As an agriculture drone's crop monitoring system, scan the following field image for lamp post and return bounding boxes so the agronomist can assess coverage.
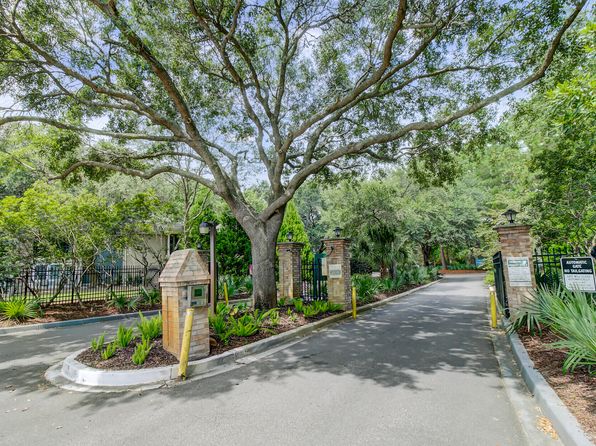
[502,209,518,225]
[200,221,218,313]
[334,226,342,238]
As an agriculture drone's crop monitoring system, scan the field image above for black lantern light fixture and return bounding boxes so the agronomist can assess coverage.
[502,209,518,225]
[334,226,342,238]
[199,221,211,235]
[287,231,294,242]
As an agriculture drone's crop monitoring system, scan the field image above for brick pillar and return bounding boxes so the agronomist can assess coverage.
[277,242,303,300]
[159,249,210,360]
[494,224,536,311]
[323,238,351,310]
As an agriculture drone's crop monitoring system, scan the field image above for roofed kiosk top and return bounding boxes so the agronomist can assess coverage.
[159,249,210,285]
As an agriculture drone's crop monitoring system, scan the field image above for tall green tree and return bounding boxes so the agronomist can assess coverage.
[0,0,587,307]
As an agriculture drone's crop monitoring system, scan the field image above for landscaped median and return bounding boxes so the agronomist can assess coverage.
[503,286,595,446]
[45,279,441,392]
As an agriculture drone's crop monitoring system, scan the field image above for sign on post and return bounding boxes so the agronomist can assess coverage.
[560,257,596,292]
[506,257,533,287]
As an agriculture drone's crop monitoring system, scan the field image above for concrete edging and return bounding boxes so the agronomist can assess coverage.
[46,279,441,392]
[507,329,593,446]
[0,310,160,334]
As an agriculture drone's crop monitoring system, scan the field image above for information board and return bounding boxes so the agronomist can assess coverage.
[506,257,533,287]
[560,257,596,292]
[328,264,343,279]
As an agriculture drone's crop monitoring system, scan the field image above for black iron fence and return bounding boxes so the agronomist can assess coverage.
[0,266,160,306]
[301,256,328,302]
[492,251,509,317]
[533,247,579,288]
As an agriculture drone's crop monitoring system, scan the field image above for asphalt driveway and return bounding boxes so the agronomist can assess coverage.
[1,275,538,445]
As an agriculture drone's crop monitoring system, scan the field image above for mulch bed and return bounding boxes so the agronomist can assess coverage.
[0,302,161,328]
[519,329,595,442]
[77,338,178,370]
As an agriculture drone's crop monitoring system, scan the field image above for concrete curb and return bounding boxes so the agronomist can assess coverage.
[45,279,441,392]
[507,330,594,446]
[0,310,160,334]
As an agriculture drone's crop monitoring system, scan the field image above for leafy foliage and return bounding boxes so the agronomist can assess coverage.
[100,341,118,361]
[509,286,596,374]
[0,297,37,320]
[140,288,161,306]
[115,325,134,349]
[90,334,105,352]
[137,312,162,341]
[131,338,152,366]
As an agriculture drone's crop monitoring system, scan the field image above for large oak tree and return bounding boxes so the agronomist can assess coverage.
[0,0,587,307]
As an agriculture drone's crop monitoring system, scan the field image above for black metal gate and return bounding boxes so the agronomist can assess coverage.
[301,255,327,302]
[492,251,509,317]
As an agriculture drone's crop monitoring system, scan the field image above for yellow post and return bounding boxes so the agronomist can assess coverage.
[490,290,498,329]
[178,308,194,380]
[223,282,229,305]
[351,286,357,319]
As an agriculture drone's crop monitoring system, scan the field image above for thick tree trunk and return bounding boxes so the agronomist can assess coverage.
[421,244,432,267]
[233,204,285,309]
[440,245,447,269]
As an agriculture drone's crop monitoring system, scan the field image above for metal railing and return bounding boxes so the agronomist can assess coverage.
[533,247,579,288]
[0,266,160,306]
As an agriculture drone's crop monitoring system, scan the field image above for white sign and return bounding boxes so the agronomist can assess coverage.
[328,264,343,279]
[506,257,533,287]
[561,257,596,292]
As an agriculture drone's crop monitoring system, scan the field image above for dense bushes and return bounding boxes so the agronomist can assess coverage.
[351,266,439,305]
[509,286,595,374]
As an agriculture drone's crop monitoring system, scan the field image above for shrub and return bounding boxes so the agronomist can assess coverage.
[510,286,596,374]
[140,287,161,306]
[108,292,130,312]
[115,324,134,348]
[101,341,118,360]
[0,297,38,321]
[292,298,304,313]
[229,314,259,337]
[268,309,280,327]
[91,334,105,352]
[484,271,495,286]
[132,338,152,365]
[302,304,321,318]
[278,297,287,306]
[379,278,393,292]
[352,274,380,304]
[216,302,231,316]
[137,311,162,340]
[325,302,343,312]
[392,273,407,291]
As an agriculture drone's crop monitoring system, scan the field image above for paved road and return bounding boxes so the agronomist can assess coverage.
[1,275,532,445]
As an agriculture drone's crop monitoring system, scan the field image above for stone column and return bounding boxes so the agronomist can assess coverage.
[159,249,210,360]
[494,224,536,311]
[277,242,304,300]
[323,238,351,310]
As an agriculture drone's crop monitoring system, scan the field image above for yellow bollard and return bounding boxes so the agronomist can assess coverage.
[351,286,357,319]
[223,282,229,306]
[490,291,498,329]
[178,308,194,380]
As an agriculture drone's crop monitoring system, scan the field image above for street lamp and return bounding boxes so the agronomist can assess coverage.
[200,221,217,313]
[502,209,518,225]
[334,226,341,238]
[287,231,294,242]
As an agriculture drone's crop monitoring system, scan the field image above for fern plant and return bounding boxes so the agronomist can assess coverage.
[292,298,304,313]
[140,287,161,306]
[302,304,321,318]
[137,311,162,340]
[131,338,152,365]
[268,309,280,327]
[90,334,105,352]
[115,324,134,348]
[0,297,38,321]
[229,315,259,337]
[101,341,118,360]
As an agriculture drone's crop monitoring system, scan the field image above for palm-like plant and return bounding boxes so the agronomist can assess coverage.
[0,297,38,321]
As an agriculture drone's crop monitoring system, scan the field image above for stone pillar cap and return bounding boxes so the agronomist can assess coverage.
[493,223,532,231]
[159,249,210,284]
